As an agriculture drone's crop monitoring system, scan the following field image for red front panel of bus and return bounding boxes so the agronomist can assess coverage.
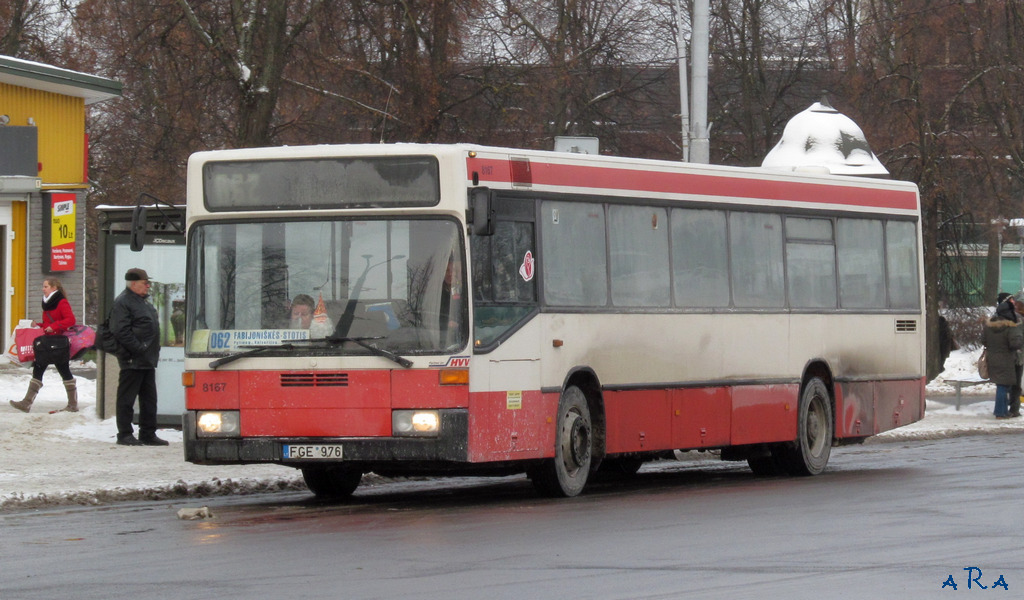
[243,371,390,437]
[391,369,469,409]
[187,369,469,438]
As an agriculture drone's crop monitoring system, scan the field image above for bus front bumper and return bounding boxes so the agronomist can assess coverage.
[182,409,469,465]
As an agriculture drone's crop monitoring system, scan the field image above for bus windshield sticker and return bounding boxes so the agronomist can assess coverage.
[519,250,535,282]
[189,330,211,354]
[206,329,311,352]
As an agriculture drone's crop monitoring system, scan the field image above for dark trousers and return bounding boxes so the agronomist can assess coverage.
[32,359,73,381]
[116,368,158,439]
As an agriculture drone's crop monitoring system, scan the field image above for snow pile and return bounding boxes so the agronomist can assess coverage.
[761,100,890,176]
[921,346,991,395]
[0,347,1016,511]
[0,364,304,511]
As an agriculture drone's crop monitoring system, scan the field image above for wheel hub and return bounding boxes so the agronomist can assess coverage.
[567,413,591,467]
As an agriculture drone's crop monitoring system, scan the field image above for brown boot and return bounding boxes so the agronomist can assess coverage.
[60,379,78,412]
[9,378,43,413]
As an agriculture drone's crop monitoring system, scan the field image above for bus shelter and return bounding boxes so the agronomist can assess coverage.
[95,204,185,427]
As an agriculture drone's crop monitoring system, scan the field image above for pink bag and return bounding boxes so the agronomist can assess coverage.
[14,327,44,363]
[63,325,96,359]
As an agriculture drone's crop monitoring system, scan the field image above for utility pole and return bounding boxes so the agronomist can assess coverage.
[673,0,690,162]
[690,0,710,164]
[674,0,710,164]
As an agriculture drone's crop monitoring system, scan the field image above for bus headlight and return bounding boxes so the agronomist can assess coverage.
[196,411,240,438]
[392,410,440,437]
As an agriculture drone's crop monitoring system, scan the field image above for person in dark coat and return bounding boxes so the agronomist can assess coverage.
[1012,295,1024,418]
[983,294,1024,418]
[111,268,167,446]
[9,278,78,412]
[938,314,957,369]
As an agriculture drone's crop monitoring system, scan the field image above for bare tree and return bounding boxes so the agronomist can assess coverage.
[476,0,673,151]
[708,0,833,165]
[0,0,70,60]
[299,0,484,143]
[847,0,1003,377]
[174,0,330,148]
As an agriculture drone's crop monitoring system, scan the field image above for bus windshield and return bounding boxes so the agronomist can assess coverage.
[185,218,466,357]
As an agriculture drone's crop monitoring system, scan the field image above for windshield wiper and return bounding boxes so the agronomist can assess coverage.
[324,336,413,368]
[288,335,413,368]
[209,344,297,370]
[207,336,413,370]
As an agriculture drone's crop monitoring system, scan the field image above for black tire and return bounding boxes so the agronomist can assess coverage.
[747,454,784,477]
[530,386,593,497]
[775,377,833,476]
[301,466,362,499]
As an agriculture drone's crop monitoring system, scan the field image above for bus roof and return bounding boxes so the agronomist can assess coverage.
[188,143,920,215]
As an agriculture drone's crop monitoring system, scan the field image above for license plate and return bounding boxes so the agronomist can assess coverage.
[282,444,343,460]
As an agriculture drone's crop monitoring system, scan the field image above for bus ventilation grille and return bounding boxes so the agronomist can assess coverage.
[280,373,350,387]
[895,319,917,333]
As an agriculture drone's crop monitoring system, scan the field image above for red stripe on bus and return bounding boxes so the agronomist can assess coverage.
[466,157,918,211]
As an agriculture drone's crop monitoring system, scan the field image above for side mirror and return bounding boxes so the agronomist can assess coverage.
[129,205,148,251]
[469,187,495,236]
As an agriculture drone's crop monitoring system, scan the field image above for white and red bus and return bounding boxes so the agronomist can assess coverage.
[180,143,925,498]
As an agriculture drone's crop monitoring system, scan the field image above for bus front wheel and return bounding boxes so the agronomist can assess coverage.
[776,377,833,476]
[530,386,593,497]
[301,466,362,499]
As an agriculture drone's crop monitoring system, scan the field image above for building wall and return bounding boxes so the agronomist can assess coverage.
[0,82,86,185]
[0,81,89,331]
[11,199,27,325]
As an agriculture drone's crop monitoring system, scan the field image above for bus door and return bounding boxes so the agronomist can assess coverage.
[470,196,544,458]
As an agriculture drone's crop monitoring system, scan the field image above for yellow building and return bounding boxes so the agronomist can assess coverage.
[0,55,121,348]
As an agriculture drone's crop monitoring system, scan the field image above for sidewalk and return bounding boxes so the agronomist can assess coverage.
[0,361,304,511]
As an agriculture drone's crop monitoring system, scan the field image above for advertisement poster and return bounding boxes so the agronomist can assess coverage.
[49,193,76,271]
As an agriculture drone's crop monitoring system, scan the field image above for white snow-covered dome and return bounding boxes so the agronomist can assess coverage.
[762,99,889,177]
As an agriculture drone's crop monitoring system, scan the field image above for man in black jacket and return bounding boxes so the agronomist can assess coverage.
[112,268,167,446]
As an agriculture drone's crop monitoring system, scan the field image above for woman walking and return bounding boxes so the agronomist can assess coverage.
[9,278,78,413]
[983,293,1024,419]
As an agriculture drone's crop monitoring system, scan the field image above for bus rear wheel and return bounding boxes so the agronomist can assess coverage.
[776,377,833,476]
[301,466,362,499]
[530,386,593,497]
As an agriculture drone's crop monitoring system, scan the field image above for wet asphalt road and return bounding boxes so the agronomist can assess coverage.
[2,433,1022,600]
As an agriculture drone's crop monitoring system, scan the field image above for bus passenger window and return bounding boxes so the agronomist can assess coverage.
[671,209,729,308]
[541,201,607,307]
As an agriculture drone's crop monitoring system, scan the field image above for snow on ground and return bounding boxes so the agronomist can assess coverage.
[0,347,1018,511]
[0,362,304,511]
